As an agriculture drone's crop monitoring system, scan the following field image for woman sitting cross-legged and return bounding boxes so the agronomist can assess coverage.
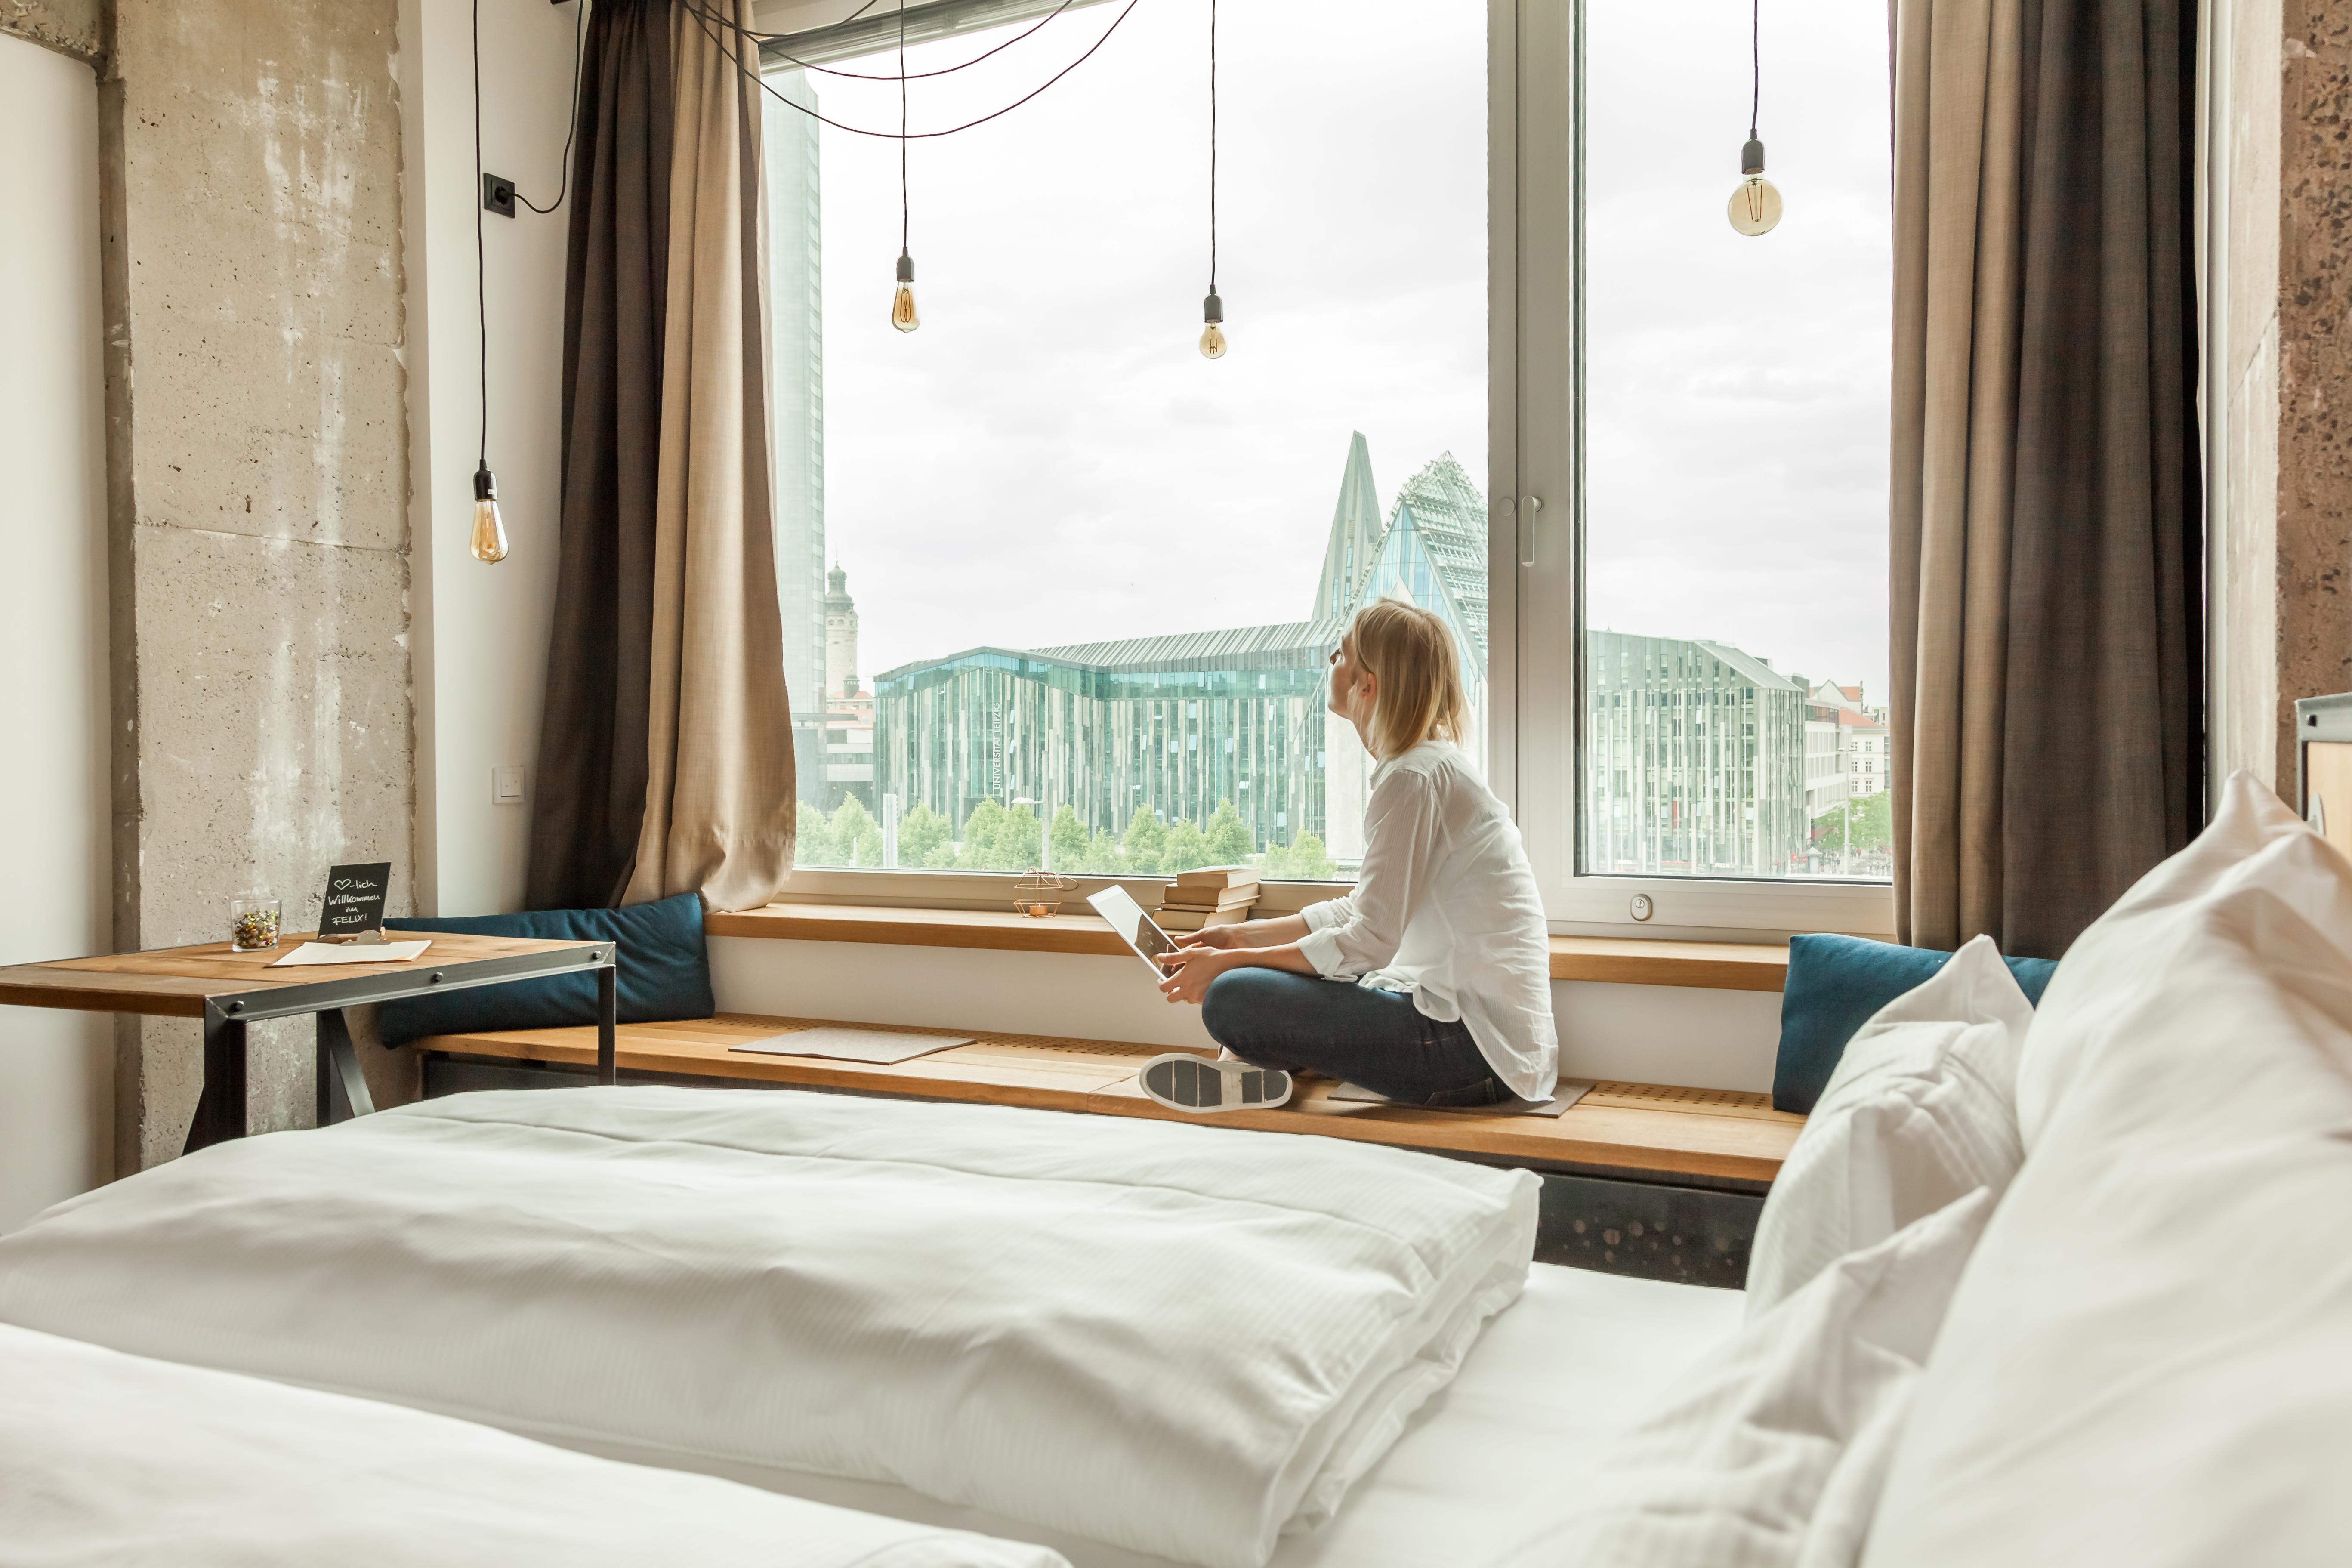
[1142,599,1558,1113]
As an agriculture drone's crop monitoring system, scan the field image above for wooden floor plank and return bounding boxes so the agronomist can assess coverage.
[416,1014,1801,1184]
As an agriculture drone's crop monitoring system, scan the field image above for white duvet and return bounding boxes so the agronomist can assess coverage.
[0,1319,1063,1568]
[0,1087,1537,1568]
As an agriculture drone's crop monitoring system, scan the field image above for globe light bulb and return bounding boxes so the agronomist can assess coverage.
[1199,290,1226,360]
[892,251,919,333]
[1728,136,1781,236]
[469,461,509,564]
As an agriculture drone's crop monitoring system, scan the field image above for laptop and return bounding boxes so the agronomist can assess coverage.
[1087,885,1180,981]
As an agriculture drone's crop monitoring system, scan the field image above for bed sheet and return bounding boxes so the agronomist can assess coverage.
[568,1261,1744,1568]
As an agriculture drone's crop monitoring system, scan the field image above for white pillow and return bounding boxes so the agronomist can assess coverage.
[1744,937,2030,1317]
[1484,1187,1994,1568]
[1861,773,2352,1565]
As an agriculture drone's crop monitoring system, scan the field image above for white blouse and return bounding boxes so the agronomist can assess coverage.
[1295,741,1559,1102]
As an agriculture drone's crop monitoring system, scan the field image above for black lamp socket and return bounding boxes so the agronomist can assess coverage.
[483,173,517,219]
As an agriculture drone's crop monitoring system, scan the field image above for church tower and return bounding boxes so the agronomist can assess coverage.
[824,562,859,698]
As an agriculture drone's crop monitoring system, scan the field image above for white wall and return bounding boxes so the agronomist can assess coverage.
[0,34,112,1228]
[711,939,1781,1092]
[400,0,582,917]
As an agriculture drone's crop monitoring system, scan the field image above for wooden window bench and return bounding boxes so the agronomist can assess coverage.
[411,1013,1801,1187]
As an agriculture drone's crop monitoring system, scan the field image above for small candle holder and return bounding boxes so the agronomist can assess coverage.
[1011,870,1077,919]
[229,894,282,952]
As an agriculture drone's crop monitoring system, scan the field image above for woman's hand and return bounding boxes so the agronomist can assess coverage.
[1169,923,1246,950]
[1156,944,1229,1006]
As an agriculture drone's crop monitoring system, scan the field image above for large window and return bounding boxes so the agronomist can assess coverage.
[764,0,1486,881]
[1579,0,1893,887]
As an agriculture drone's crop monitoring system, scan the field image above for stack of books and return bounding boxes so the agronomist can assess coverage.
[1155,866,1260,933]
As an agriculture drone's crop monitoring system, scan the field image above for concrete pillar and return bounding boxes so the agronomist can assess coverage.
[99,0,413,1170]
[2208,0,2352,792]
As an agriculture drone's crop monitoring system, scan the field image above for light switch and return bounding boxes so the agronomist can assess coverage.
[491,766,525,805]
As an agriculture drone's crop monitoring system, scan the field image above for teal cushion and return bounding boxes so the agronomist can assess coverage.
[376,893,713,1046]
[1775,934,2058,1114]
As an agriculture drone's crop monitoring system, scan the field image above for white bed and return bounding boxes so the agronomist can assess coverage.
[621,1259,1747,1568]
[0,1086,1574,1568]
[0,1318,1065,1568]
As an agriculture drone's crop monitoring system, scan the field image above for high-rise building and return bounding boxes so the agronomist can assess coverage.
[1583,632,1810,877]
[762,69,829,802]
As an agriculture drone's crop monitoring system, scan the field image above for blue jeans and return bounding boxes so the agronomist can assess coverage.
[1200,968,1511,1108]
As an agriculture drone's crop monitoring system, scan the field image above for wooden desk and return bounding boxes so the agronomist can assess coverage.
[0,934,617,1153]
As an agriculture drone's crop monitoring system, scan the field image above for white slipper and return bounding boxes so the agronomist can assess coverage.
[1139,1053,1293,1114]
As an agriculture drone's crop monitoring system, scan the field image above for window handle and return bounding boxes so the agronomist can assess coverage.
[1518,494,1543,568]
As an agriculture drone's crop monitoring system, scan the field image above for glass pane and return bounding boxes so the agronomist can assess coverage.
[1580,0,1892,881]
[764,0,1486,878]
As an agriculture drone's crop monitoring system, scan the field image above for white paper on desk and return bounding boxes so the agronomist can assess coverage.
[266,940,433,967]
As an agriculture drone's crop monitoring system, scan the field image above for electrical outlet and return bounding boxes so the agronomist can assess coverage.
[492,766,525,806]
[482,173,517,219]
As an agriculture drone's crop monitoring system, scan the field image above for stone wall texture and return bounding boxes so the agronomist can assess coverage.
[1,0,103,64]
[2273,1,2352,784]
[100,0,411,1170]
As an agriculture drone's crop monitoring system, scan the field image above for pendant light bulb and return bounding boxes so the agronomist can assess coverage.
[1198,291,1227,360]
[469,461,509,564]
[891,251,920,333]
[1728,136,1781,237]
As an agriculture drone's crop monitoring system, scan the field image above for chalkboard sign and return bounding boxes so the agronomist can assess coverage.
[318,862,392,939]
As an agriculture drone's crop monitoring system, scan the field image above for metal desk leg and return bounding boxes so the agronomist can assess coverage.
[315,1008,375,1126]
[596,965,617,1086]
[184,1008,249,1155]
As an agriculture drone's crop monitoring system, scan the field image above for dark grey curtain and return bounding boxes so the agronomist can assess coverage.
[527,0,674,911]
[1891,0,2201,960]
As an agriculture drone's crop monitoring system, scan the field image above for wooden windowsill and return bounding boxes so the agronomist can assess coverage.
[704,903,1789,992]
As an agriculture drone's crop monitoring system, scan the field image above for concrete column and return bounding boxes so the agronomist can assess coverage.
[2210,0,2352,793]
[99,0,413,1170]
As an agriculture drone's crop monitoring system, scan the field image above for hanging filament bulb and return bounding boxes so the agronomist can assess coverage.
[470,460,509,564]
[892,252,919,333]
[1727,136,1781,236]
[1199,291,1226,360]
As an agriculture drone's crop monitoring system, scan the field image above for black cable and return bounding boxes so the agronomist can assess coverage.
[519,0,588,214]
[685,0,1144,142]
[900,0,909,253]
[1749,0,1760,139]
[1207,0,1215,293]
[472,0,487,464]
[749,0,1079,83]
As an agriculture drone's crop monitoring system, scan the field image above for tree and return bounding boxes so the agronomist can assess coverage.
[1077,830,1128,874]
[1159,819,1212,874]
[1259,832,1335,880]
[1048,803,1089,870]
[897,802,951,868]
[958,799,1041,870]
[795,800,839,867]
[1204,798,1254,864]
[1122,806,1167,874]
[1812,791,1892,863]
[830,796,883,867]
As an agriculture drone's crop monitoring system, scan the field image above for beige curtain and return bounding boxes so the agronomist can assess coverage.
[1891,0,2202,959]
[623,0,797,912]
[1890,0,2024,952]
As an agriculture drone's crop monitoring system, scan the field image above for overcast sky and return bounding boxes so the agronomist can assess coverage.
[798,0,1891,704]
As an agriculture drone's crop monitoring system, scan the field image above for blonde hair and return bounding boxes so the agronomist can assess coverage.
[1347,599,1468,759]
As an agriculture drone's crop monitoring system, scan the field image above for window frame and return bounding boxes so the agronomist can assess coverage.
[765,0,1897,940]
[1496,0,1896,941]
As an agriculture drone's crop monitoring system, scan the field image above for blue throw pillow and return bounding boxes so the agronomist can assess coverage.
[375,892,714,1047]
[1774,934,2058,1115]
